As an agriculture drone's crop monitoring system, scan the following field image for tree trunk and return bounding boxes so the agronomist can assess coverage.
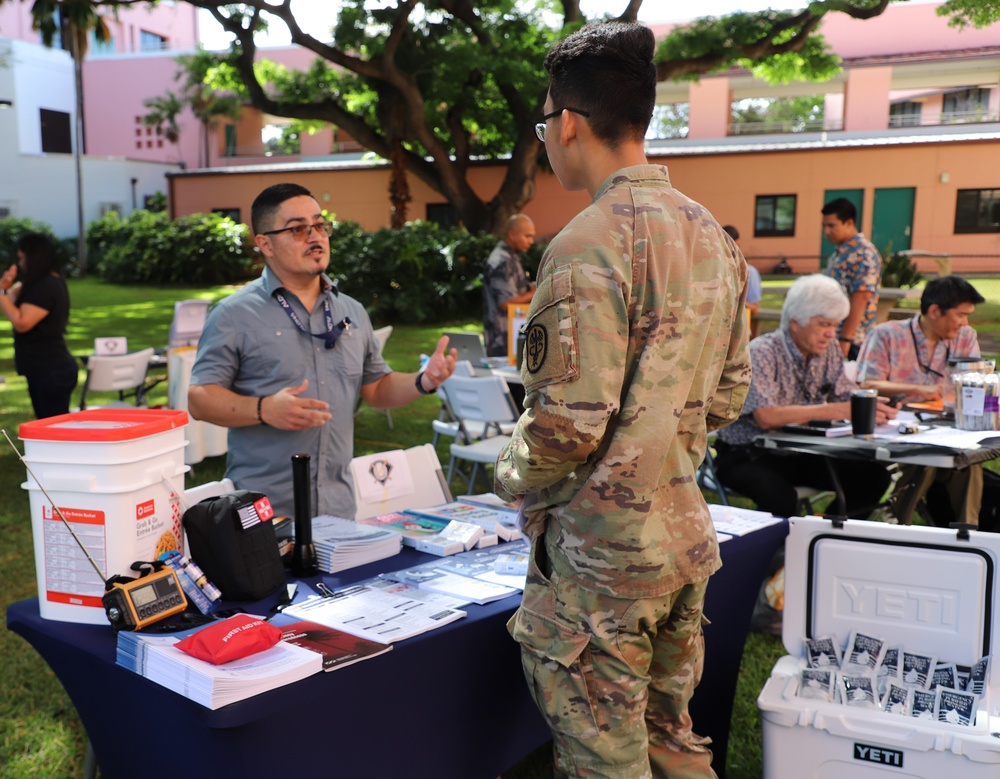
[388,140,411,228]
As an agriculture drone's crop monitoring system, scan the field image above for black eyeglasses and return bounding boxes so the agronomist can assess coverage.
[262,221,334,240]
[535,107,591,143]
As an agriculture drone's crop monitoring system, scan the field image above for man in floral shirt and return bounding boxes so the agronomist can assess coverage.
[821,198,881,359]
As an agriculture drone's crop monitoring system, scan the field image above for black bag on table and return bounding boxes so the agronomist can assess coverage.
[183,490,285,601]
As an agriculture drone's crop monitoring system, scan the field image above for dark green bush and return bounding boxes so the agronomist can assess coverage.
[88,210,257,284]
[0,216,75,273]
[83,208,543,324]
[327,220,543,325]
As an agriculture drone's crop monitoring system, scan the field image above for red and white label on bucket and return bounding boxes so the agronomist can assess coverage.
[136,499,155,521]
[42,506,107,608]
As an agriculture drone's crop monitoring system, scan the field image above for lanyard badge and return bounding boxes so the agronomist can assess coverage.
[274,291,351,349]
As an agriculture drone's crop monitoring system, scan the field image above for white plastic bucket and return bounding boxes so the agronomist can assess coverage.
[18,409,190,624]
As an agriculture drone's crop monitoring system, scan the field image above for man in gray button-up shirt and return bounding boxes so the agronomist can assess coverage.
[189,183,456,520]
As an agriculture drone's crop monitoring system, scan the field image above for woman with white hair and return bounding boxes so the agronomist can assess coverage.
[714,274,896,518]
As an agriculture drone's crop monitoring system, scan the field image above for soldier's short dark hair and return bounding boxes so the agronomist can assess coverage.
[251,183,314,235]
[544,22,656,148]
[921,275,985,315]
[821,197,857,225]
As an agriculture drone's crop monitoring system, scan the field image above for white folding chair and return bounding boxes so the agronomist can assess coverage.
[78,348,155,410]
[168,299,211,350]
[430,360,514,447]
[441,375,520,491]
[355,325,394,429]
[351,443,453,520]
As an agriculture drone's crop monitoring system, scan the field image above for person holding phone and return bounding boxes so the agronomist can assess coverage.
[0,233,78,418]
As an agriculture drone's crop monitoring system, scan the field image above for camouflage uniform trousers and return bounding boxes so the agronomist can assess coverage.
[508,539,716,779]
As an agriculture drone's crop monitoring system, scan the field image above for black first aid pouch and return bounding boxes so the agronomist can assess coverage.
[183,490,286,601]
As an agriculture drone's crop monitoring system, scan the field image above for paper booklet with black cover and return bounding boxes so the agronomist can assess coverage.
[273,617,392,671]
[782,419,853,437]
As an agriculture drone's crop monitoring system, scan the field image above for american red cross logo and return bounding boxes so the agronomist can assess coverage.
[254,497,275,522]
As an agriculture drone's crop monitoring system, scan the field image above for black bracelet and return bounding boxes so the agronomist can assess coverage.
[257,396,268,425]
[837,336,853,343]
[415,371,433,395]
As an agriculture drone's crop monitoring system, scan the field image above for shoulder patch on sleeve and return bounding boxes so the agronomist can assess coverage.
[521,265,577,392]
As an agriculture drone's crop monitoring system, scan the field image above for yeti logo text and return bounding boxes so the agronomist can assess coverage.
[839,579,956,626]
[854,743,903,768]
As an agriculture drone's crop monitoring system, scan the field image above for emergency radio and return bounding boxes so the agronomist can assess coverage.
[103,561,188,631]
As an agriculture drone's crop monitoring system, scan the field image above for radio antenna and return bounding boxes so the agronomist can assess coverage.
[2,428,107,582]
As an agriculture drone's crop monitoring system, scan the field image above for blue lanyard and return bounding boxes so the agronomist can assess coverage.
[274,290,351,349]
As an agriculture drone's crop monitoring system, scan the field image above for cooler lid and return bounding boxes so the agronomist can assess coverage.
[783,516,997,681]
[19,409,189,442]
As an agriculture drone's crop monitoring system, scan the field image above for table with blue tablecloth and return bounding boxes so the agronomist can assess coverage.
[7,519,787,779]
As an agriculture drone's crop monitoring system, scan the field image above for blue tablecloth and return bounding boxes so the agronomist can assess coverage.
[7,520,787,778]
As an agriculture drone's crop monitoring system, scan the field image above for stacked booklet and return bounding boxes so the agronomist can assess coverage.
[274,618,393,671]
[282,582,467,643]
[310,514,402,573]
[380,538,530,604]
[116,626,323,710]
[404,500,522,542]
[358,509,487,556]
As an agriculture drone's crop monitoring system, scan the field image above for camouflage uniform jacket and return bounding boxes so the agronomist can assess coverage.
[495,165,751,599]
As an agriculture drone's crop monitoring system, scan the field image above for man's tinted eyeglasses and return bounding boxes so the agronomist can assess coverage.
[262,221,334,240]
[535,107,591,143]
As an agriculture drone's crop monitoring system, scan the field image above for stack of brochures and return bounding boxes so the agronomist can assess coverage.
[403,500,522,542]
[282,582,467,643]
[357,510,488,555]
[380,538,530,604]
[116,626,323,710]
[310,514,402,573]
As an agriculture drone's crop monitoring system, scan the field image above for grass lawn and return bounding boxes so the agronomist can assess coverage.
[1,275,994,778]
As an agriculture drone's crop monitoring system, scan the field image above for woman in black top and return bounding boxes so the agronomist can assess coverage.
[0,233,79,418]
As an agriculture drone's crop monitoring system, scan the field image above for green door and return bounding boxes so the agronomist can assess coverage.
[871,187,915,257]
[820,188,864,267]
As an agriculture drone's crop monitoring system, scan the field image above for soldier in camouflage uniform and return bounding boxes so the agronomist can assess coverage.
[495,22,751,779]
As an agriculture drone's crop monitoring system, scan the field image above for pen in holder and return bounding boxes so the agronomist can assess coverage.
[290,453,318,577]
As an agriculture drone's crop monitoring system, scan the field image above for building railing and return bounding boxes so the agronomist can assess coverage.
[729,118,843,136]
[889,109,1000,128]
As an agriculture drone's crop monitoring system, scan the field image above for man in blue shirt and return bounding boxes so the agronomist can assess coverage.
[189,183,456,520]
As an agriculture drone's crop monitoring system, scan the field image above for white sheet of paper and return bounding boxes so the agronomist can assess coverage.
[352,449,414,502]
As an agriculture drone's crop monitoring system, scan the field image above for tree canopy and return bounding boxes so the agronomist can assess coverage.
[12,0,1000,232]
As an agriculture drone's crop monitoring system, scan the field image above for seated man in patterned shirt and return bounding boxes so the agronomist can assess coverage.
[856,275,987,525]
[716,274,896,519]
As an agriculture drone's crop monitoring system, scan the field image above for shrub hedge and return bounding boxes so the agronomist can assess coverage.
[86,210,258,285]
[0,217,75,273]
[4,211,545,325]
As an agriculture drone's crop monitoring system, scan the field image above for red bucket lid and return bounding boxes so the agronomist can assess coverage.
[19,408,189,442]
